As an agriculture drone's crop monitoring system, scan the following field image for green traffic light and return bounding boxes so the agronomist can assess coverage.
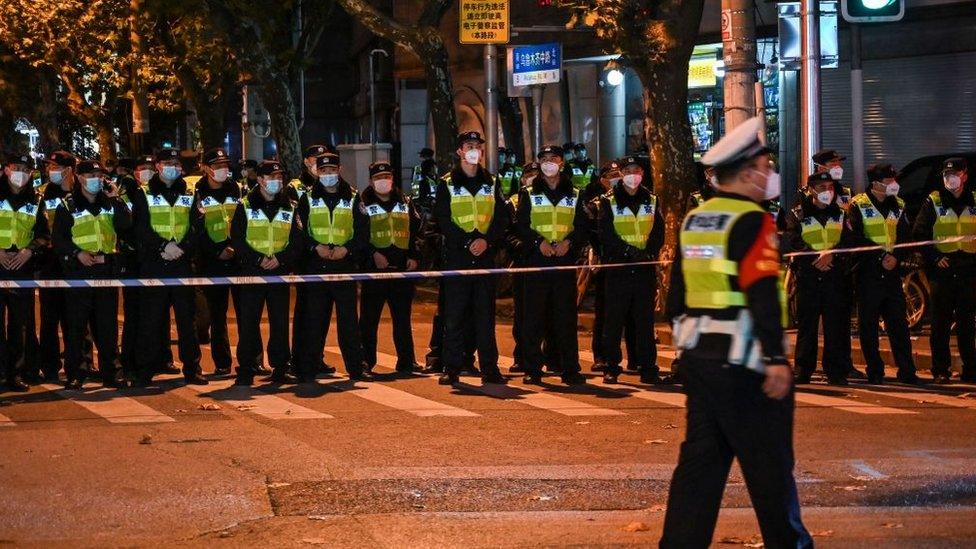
[862,0,895,9]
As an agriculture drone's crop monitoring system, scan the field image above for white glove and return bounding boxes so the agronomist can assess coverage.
[163,241,183,260]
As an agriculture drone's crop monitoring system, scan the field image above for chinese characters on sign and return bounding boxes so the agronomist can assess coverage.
[459,1,510,44]
[511,43,561,87]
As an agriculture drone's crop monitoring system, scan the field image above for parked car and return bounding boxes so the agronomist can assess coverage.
[898,151,976,225]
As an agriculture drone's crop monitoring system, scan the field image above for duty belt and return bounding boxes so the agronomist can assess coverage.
[672,309,766,374]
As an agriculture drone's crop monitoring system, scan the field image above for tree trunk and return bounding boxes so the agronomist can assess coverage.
[638,58,696,261]
[415,30,459,174]
[258,77,303,178]
[129,0,151,155]
[94,117,118,163]
[498,96,525,164]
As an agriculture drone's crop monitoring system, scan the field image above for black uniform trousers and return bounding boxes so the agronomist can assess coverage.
[793,268,851,381]
[65,288,120,384]
[661,359,812,549]
[443,275,500,376]
[521,271,580,377]
[427,278,476,368]
[136,286,201,379]
[929,272,976,379]
[298,281,364,377]
[856,270,916,378]
[601,269,656,376]
[360,278,416,370]
[511,272,524,366]
[0,289,33,383]
[202,284,239,371]
[121,287,173,375]
[236,283,290,379]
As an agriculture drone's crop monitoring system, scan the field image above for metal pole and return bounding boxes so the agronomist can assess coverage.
[241,84,250,159]
[850,23,865,192]
[369,49,389,162]
[485,44,499,174]
[531,85,544,158]
[799,0,822,178]
[754,80,766,142]
[721,0,757,131]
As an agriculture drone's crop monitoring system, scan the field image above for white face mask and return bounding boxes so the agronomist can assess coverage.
[264,179,282,195]
[212,168,229,183]
[816,190,834,206]
[608,177,621,186]
[49,170,64,185]
[373,178,394,195]
[319,173,339,187]
[137,169,154,183]
[944,174,962,192]
[160,165,181,183]
[885,181,900,197]
[540,161,560,177]
[8,171,28,188]
[751,169,781,200]
[463,149,481,165]
[828,166,844,181]
[622,173,642,189]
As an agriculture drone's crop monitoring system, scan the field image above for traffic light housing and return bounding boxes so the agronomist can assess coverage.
[842,0,905,23]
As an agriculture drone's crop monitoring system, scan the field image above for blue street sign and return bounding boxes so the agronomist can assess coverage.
[511,43,561,87]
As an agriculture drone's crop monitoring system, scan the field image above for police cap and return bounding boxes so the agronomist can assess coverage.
[866,163,897,183]
[316,153,340,170]
[806,172,834,187]
[76,159,104,174]
[202,147,230,166]
[256,160,284,176]
[303,144,330,159]
[456,131,485,147]
[812,149,845,165]
[3,152,33,169]
[47,150,77,168]
[537,145,563,159]
[943,157,968,173]
[154,148,180,163]
[599,160,621,176]
[369,161,393,178]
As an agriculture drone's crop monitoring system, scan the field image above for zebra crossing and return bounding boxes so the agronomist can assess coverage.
[1,355,974,428]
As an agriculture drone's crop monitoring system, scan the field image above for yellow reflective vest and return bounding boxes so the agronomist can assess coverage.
[147,191,194,241]
[70,207,117,254]
[447,179,495,234]
[527,189,578,243]
[199,195,239,243]
[929,191,976,254]
[609,194,657,247]
[799,212,843,251]
[242,199,294,256]
[308,196,355,246]
[852,193,903,252]
[0,199,39,250]
[366,201,410,250]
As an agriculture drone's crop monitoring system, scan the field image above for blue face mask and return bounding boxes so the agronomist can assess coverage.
[49,170,64,185]
[84,177,102,195]
[160,165,180,182]
[319,173,339,187]
[264,179,282,195]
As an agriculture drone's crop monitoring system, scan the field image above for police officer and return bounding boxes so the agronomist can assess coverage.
[783,172,851,385]
[496,147,522,199]
[230,160,302,386]
[115,154,152,376]
[514,145,588,385]
[37,151,78,381]
[295,153,370,383]
[239,159,259,192]
[662,117,811,548]
[411,147,438,213]
[131,148,207,386]
[688,166,718,209]
[192,148,241,376]
[52,160,131,390]
[434,131,509,386]
[506,161,541,374]
[597,156,665,384]
[358,161,422,374]
[846,164,919,385]
[582,160,619,372]
[0,153,48,391]
[566,144,595,192]
[912,157,976,384]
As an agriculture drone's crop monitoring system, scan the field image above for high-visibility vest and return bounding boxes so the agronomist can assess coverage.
[70,207,117,253]
[570,165,594,190]
[366,201,410,249]
[411,166,432,198]
[680,197,765,309]
[242,199,293,256]
[837,185,853,211]
[799,212,843,251]
[498,168,522,196]
[42,195,63,232]
[308,196,355,246]
[852,193,903,252]
[528,189,577,243]
[183,175,203,189]
[198,195,238,243]
[447,179,495,234]
[147,192,193,241]
[0,199,39,250]
[929,191,976,254]
[609,194,657,247]
[289,179,307,199]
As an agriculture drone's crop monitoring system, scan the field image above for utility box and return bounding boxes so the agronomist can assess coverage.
[336,143,392,192]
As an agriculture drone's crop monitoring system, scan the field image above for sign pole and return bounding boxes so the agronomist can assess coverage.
[531,85,544,157]
[485,43,499,175]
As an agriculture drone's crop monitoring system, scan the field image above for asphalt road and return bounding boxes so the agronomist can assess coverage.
[1,294,975,547]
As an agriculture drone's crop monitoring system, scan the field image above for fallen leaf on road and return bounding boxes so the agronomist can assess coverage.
[236,404,257,411]
[530,495,555,501]
[218,531,232,538]
[957,393,974,399]
[301,538,327,545]
[411,503,425,509]
[307,515,329,521]
[174,409,187,413]
[717,537,745,544]
[662,424,678,430]
[630,420,642,425]
[285,409,293,415]
[575,421,590,425]
[744,542,764,548]
[622,521,650,532]
[811,530,834,537]
[170,438,222,444]
[644,439,668,445]
[882,522,904,529]
[267,482,290,489]
[838,485,866,491]
[646,504,666,512]
[198,403,222,411]
[138,434,152,445]
[410,490,423,498]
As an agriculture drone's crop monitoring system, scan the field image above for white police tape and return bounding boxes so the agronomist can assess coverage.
[0,235,971,289]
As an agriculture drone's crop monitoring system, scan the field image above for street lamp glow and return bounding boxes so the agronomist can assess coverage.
[605,68,624,86]
[862,0,895,8]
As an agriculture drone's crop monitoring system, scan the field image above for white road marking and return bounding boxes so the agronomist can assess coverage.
[850,460,889,480]
[42,384,175,424]
[794,390,916,415]
[0,410,14,427]
[459,376,625,417]
[597,381,687,407]
[185,379,332,420]
[847,387,976,409]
